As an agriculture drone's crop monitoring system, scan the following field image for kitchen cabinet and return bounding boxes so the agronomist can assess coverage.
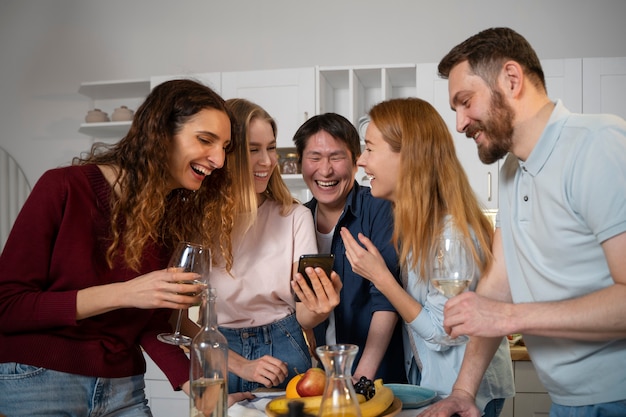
[542,58,582,113]
[500,360,551,417]
[77,57,621,200]
[221,67,315,149]
[317,64,417,130]
[583,57,626,119]
[78,78,151,140]
[144,352,188,417]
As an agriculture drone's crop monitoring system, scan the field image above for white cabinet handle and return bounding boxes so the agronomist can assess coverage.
[487,172,492,202]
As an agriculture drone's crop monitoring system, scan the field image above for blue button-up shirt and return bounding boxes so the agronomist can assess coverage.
[306,183,406,383]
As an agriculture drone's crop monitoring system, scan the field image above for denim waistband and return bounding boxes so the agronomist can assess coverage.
[218,313,297,342]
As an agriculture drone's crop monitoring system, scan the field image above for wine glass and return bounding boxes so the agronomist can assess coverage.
[158,241,211,346]
[430,236,475,346]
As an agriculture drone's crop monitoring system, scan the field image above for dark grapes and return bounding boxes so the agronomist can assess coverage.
[353,376,375,400]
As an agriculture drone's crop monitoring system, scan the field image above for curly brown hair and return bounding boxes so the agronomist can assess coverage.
[74,79,254,272]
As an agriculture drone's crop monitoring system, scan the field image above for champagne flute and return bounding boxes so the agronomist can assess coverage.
[158,241,211,346]
[430,236,475,346]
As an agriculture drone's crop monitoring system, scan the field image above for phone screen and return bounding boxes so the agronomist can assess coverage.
[294,253,334,302]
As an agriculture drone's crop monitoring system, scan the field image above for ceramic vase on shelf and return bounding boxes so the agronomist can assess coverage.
[85,109,109,123]
[111,105,134,121]
[189,288,228,417]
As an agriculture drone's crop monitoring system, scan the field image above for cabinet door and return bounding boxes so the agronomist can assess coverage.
[542,59,582,113]
[143,352,189,417]
[144,379,188,417]
[583,57,626,118]
[150,72,221,93]
[416,63,498,209]
[221,68,315,148]
[514,393,552,417]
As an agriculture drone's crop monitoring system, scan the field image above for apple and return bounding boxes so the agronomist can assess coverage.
[296,367,326,397]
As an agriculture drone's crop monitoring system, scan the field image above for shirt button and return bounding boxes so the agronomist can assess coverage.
[523,196,529,202]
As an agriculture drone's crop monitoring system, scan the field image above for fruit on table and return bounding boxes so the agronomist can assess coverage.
[266,379,392,417]
[296,367,326,397]
[267,394,367,416]
[354,375,376,400]
[285,373,303,399]
[358,379,394,417]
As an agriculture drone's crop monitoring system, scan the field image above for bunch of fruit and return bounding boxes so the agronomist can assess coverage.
[353,376,376,400]
[267,369,394,417]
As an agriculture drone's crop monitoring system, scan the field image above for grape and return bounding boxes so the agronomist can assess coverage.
[353,376,375,400]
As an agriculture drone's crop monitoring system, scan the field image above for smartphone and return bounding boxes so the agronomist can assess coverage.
[294,253,335,302]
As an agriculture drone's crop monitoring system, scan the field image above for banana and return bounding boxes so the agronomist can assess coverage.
[266,395,322,415]
[266,380,393,417]
[266,393,367,415]
[358,379,394,417]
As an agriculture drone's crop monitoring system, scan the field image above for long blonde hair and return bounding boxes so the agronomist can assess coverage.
[368,98,494,279]
[226,98,297,217]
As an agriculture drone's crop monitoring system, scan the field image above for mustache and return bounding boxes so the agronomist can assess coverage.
[465,123,484,139]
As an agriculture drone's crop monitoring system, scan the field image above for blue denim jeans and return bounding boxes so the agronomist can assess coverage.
[219,313,311,393]
[0,363,151,417]
[483,398,505,417]
[550,400,626,417]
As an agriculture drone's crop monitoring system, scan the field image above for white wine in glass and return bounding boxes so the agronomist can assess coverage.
[158,241,211,346]
[431,236,475,346]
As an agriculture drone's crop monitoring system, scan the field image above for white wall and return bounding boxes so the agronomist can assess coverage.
[1,0,626,186]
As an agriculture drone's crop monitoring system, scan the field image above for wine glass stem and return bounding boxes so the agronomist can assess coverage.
[172,309,184,337]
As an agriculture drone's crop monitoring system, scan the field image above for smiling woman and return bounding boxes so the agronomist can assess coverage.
[0,147,31,252]
[0,79,258,417]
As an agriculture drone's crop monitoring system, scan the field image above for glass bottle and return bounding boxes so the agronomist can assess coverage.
[189,288,228,417]
[316,344,362,417]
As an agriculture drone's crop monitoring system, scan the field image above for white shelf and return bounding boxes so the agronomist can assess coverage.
[78,79,150,140]
[78,79,150,100]
[317,64,417,126]
[282,174,304,188]
[79,121,132,138]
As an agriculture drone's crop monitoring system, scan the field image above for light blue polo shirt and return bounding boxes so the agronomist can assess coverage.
[497,100,626,406]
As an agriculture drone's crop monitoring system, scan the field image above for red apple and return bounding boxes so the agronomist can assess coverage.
[296,367,326,397]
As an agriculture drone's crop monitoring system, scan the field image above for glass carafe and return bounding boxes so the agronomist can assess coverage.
[316,344,362,417]
[189,288,228,417]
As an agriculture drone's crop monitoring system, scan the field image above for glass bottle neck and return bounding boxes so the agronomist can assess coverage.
[202,287,218,329]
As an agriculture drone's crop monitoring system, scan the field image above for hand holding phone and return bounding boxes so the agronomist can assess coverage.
[294,253,334,302]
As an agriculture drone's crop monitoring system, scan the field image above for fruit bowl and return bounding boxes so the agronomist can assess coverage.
[265,395,402,417]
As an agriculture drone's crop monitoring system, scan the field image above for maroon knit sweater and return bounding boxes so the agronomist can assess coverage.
[0,164,189,390]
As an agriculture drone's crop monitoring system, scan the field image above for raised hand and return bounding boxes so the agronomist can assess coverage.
[340,227,389,286]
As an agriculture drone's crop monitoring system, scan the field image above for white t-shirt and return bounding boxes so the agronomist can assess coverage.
[315,226,336,345]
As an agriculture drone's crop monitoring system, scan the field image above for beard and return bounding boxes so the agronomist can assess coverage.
[469,89,515,164]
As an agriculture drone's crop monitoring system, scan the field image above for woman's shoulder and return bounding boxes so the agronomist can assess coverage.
[262,199,311,216]
[35,164,96,187]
